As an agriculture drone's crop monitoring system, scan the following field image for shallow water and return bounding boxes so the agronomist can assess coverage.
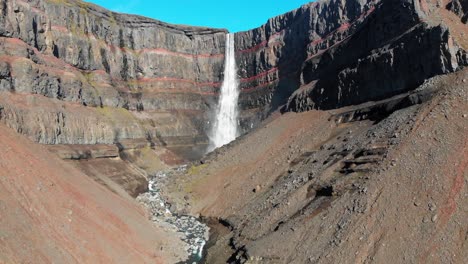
[137,167,209,263]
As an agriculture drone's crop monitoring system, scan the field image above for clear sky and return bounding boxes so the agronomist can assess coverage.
[85,0,315,33]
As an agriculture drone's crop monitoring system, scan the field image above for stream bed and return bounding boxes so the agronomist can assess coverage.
[137,166,209,263]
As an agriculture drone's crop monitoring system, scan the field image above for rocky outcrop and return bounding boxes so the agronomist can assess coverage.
[167,68,468,264]
[0,122,187,263]
[0,92,206,145]
[0,0,226,109]
[234,0,467,115]
[48,144,119,159]
[0,0,226,148]
[0,0,466,146]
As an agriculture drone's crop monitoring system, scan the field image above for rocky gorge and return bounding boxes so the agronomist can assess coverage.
[1,0,466,146]
[0,0,467,263]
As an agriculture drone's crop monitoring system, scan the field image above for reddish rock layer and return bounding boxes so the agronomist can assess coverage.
[0,123,185,263]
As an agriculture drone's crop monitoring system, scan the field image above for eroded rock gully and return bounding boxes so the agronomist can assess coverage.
[0,0,467,263]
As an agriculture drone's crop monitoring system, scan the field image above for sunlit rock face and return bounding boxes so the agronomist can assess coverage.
[0,0,228,148]
[0,0,466,149]
[234,0,467,125]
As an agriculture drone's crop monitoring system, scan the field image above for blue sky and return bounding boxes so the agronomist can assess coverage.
[86,0,314,32]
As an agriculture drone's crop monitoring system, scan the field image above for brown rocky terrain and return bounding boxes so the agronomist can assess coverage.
[167,63,468,264]
[0,122,186,263]
[0,0,467,263]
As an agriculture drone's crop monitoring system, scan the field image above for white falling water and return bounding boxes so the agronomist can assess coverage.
[208,33,240,152]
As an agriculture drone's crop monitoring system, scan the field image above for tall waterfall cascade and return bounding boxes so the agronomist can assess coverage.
[208,33,240,152]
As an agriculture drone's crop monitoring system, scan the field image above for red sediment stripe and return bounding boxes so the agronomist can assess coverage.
[50,25,225,59]
[1,38,81,73]
[240,68,278,83]
[237,2,378,56]
[238,31,284,53]
[241,79,279,92]
[366,6,376,16]
[3,37,222,88]
[108,44,127,53]
[306,35,351,61]
[311,38,324,45]
[51,26,69,33]
[139,48,224,59]
[307,19,425,62]
[237,9,371,90]
[89,69,107,75]
[304,3,379,61]
[0,55,20,64]
[2,36,223,91]
[308,5,377,47]
[4,37,25,45]
[238,40,269,54]
[137,77,221,87]
[338,22,351,32]
[238,5,379,91]
[142,88,218,96]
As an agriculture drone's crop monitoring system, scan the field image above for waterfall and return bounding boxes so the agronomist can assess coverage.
[208,33,240,152]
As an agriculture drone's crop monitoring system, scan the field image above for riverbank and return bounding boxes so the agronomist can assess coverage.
[137,166,210,264]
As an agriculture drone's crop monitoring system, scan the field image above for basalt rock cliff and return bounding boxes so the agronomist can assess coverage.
[236,0,467,115]
[0,0,228,148]
[164,1,468,262]
[1,0,467,148]
[0,0,467,263]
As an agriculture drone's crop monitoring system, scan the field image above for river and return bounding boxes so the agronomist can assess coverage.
[137,166,209,264]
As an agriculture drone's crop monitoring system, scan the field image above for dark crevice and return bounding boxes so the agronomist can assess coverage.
[226,246,247,264]
[273,221,284,232]
[316,186,334,197]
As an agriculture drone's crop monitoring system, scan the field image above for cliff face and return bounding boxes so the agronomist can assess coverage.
[235,0,467,118]
[0,0,466,146]
[0,1,467,261]
[0,123,187,263]
[447,0,468,22]
[168,68,468,264]
[0,0,226,109]
[0,0,227,146]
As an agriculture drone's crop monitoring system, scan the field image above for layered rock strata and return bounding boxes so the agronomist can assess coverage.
[235,0,467,115]
[0,0,467,199]
[0,0,466,144]
[0,0,226,146]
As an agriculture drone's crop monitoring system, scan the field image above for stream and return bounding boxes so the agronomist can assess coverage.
[137,166,209,264]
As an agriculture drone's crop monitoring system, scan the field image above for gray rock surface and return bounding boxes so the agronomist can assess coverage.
[235,0,467,114]
[0,0,466,150]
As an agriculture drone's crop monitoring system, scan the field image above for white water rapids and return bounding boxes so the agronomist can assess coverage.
[208,33,240,152]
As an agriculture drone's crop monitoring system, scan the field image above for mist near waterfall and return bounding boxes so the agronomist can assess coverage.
[208,33,240,152]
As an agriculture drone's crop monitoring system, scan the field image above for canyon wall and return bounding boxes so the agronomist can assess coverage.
[235,0,467,118]
[0,0,227,146]
[0,0,466,145]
